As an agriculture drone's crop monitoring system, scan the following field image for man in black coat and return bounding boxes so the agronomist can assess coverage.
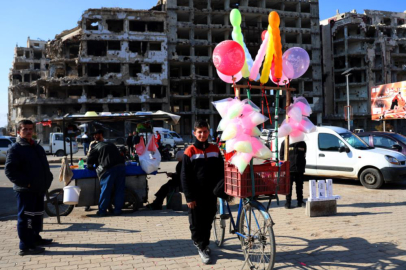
[5,120,54,256]
[280,140,307,209]
[126,132,133,154]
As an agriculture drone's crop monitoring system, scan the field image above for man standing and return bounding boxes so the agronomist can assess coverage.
[126,132,133,155]
[280,140,307,209]
[155,131,162,148]
[132,131,140,151]
[87,130,126,216]
[5,120,53,256]
[82,132,91,155]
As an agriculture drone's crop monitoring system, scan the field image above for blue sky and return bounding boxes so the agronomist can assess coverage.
[0,0,405,127]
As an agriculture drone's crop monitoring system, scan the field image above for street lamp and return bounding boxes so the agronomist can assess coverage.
[342,68,353,131]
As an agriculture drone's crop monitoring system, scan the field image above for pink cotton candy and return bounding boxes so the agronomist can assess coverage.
[251,137,264,154]
[231,154,249,174]
[212,98,233,118]
[241,104,254,116]
[299,117,316,133]
[290,131,305,144]
[226,138,237,153]
[287,106,302,123]
[241,152,254,163]
[278,120,293,137]
[255,145,272,160]
[295,101,312,117]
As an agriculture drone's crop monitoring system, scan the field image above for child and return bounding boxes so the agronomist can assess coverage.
[181,120,224,264]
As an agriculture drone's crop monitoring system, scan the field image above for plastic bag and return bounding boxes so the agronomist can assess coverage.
[139,135,161,174]
[135,137,146,155]
[148,135,158,152]
[59,157,73,186]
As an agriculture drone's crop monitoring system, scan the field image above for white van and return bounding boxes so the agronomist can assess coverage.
[280,126,406,189]
[153,127,184,147]
[42,133,79,156]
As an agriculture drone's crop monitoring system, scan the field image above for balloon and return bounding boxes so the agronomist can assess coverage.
[217,69,242,84]
[241,39,254,75]
[282,47,310,79]
[261,30,267,41]
[294,96,312,116]
[249,31,269,81]
[230,9,250,78]
[213,40,245,76]
[221,123,238,141]
[260,26,274,84]
[212,98,233,118]
[270,62,289,86]
[299,117,316,133]
[287,106,302,123]
[270,12,283,80]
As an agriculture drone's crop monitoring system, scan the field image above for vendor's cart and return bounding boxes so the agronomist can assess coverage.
[45,111,180,223]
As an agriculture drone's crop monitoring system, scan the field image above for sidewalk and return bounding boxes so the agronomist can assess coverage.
[1,180,406,269]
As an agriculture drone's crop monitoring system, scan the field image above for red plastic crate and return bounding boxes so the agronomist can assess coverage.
[225,161,290,198]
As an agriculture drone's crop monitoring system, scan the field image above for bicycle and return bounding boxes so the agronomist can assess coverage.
[213,195,277,270]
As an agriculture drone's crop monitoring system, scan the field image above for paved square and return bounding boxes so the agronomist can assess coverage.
[1,161,405,269]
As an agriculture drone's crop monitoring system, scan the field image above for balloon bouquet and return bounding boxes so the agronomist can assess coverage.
[212,9,313,174]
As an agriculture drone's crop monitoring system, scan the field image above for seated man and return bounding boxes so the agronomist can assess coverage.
[148,151,184,210]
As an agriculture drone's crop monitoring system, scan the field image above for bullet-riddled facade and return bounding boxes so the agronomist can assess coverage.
[321,9,406,133]
[8,1,323,140]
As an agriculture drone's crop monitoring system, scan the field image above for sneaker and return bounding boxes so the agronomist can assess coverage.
[297,201,306,208]
[19,247,45,256]
[198,248,211,264]
[146,202,162,210]
[35,238,53,246]
[96,211,107,217]
[204,246,211,255]
[284,202,291,209]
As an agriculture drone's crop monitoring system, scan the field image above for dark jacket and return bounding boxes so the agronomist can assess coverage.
[126,135,133,146]
[181,140,224,203]
[5,138,53,193]
[280,141,307,173]
[132,135,140,145]
[87,141,125,178]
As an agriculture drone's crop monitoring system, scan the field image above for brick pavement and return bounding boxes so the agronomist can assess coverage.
[1,178,406,270]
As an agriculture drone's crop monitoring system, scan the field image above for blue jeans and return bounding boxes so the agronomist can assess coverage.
[99,165,126,214]
[83,143,89,155]
[16,192,44,250]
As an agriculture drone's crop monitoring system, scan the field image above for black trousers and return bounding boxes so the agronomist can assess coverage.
[286,172,304,203]
[16,192,44,250]
[153,178,181,206]
[188,195,217,250]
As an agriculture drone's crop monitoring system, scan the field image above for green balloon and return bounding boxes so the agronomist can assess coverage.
[230,9,241,26]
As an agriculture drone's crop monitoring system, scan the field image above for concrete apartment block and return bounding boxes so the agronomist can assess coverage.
[321,9,406,133]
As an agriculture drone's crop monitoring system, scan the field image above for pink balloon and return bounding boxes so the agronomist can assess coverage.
[213,40,245,76]
[282,47,310,79]
[217,69,242,84]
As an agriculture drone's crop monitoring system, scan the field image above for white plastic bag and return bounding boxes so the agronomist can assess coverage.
[139,134,161,174]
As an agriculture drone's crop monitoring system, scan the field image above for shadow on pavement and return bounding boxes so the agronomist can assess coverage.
[275,235,406,270]
[340,201,406,208]
[43,222,139,234]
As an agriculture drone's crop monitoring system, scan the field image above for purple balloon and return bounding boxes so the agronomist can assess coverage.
[282,47,310,79]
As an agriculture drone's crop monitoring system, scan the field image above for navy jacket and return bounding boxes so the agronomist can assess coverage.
[5,138,53,193]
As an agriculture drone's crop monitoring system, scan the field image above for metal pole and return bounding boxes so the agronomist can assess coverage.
[346,74,350,131]
[383,120,386,132]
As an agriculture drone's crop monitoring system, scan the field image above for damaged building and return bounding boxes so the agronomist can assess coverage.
[321,9,406,133]
[8,0,323,141]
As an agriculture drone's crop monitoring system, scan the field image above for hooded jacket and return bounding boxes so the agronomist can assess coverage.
[181,140,224,203]
[5,137,53,193]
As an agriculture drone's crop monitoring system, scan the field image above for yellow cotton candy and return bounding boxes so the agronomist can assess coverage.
[227,102,244,119]
[221,123,238,141]
[234,141,253,153]
[255,146,272,160]
[251,127,262,137]
[231,155,249,174]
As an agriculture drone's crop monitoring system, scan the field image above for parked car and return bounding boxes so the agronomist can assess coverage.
[0,136,16,144]
[357,131,406,156]
[260,129,275,142]
[41,133,79,156]
[279,126,406,189]
[0,137,13,163]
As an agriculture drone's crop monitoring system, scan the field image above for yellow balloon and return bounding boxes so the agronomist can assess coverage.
[260,26,274,84]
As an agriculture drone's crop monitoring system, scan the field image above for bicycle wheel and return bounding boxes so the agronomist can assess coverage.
[238,202,275,270]
[44,188,74,217]
[212,200,226,247]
